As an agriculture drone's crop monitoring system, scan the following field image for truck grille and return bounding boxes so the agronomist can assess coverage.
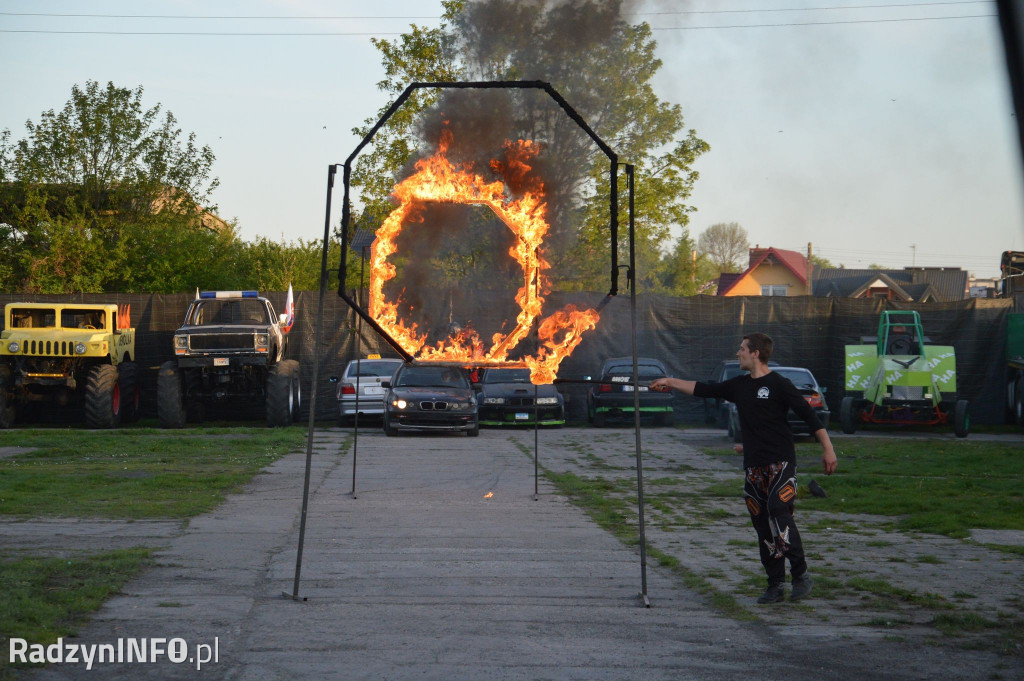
[20,340,75,356]
[188,334,254,352]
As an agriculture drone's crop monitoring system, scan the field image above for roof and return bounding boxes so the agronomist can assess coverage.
[717,247,809,296]
[812,267,966,302]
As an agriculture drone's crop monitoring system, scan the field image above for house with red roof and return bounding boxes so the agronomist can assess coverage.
[716,247,811,297]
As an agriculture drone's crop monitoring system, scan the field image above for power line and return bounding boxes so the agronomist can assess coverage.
[0,14,997,37]
[0,1,993,20]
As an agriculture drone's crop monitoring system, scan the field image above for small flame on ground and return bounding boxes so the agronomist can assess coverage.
[484,491,494,499]
[370,127,600,384]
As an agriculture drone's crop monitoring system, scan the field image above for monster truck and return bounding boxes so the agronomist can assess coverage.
[157,291,300,428]
[0,302,139,428]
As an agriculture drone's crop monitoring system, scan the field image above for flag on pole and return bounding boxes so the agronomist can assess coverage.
[283,284,295,334]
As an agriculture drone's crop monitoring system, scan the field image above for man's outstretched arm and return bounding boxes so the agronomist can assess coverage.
[649,377,697,395]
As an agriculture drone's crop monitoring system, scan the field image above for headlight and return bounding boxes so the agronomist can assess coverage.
[255,334,269,348]
[75,342,87,355]
[7,341,18,353]
[483,397,505,404]
[536,397,559,405]
[392,399,407,409]
[449,401,471,410]
[173,335,188,349]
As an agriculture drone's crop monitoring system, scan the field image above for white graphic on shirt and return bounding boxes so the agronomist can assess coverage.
[757,387,770,399]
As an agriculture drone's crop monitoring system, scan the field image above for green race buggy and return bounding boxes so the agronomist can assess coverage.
[840,310,968,438]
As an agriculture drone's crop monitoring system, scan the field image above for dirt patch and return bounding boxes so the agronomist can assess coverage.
[0,446,37,459]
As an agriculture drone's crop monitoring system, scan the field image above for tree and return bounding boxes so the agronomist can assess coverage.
[810,254,835,269]
[350,0,708,293]
[0,80,222,292]
[697,222,749,273]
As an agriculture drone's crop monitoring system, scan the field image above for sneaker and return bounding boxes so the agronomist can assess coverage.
[790,573,813,601]
[756,583,786,604]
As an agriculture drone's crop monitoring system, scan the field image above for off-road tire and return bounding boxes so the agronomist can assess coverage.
[118,361,140,423]
[0,366,15,429]
[85,364,121,429]
[157,361,186,428]
[265,363,294,427]
[1015,377,1024,427]
[279,360,301,422]
[953,399,970,438]
[840,396,858,434]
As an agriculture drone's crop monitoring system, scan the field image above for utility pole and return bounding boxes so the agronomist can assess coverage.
[911,243,917,267]
[806,242,813,295]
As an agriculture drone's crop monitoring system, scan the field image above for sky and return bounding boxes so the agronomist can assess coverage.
[1,0,1021,279]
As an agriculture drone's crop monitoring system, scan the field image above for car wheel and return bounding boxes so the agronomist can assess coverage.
[730,410,743,443]
[467,422,480,437]
[265,363,293,427]
[953,399,970,438]
[593,410,607,428]
[840,396,858,435]
[1015,377,1024,427]
[384,412,398,437]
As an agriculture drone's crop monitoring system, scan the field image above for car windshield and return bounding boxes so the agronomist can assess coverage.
[61,309,106,329]
[483,368,531,384]
[395,366,469,388]
[347,360,401,378]
[606,364,665,379]
[187,300,269,325]
[775,368,817,390]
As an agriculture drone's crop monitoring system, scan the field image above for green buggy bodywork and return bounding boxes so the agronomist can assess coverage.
[841,310,969,437]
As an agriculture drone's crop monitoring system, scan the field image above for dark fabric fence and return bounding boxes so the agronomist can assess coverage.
[0,292,1017,425]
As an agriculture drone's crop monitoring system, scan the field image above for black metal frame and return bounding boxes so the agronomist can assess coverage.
[287,81,650,608]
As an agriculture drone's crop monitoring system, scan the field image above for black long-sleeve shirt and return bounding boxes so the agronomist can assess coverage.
[694,371,823,468]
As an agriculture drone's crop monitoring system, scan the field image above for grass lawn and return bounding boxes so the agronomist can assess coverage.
[0,548,153,680]
[704,438,1024,539]
[0,427,308,519]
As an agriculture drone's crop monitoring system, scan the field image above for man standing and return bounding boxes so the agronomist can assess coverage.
[650,333,838,604]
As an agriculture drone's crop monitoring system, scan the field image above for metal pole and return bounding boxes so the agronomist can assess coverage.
[534,247,540,501]
[286,164,337,601]
[626,165,650,607]
[351,249,365,498]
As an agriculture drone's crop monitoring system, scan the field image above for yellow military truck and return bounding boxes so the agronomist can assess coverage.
[0,302,139,428]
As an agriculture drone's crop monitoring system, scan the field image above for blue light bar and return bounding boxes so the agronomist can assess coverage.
[199,291,260,299]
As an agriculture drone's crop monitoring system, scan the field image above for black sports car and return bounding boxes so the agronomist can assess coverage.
[587,356,674,426]
[475,368,565,427]
[382,364,479,436]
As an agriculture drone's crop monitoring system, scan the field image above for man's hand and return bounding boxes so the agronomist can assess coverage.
[733,444,743,454]
[821,447,838,475]
[650,378,671,392]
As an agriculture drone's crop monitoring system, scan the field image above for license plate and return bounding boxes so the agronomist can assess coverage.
[213,357,229,367]
[364,387,385,395]
[623,385,648,392]
[515,412,530,420]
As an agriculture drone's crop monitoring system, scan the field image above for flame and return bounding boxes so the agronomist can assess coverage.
[484,491,494,499]
[370,127,600,384]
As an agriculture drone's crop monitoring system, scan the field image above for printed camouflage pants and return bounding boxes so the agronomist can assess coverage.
[744,461,807,585]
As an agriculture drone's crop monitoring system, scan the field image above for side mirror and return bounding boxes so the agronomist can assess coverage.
[279,313,288,325]
[329,376,338,383]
